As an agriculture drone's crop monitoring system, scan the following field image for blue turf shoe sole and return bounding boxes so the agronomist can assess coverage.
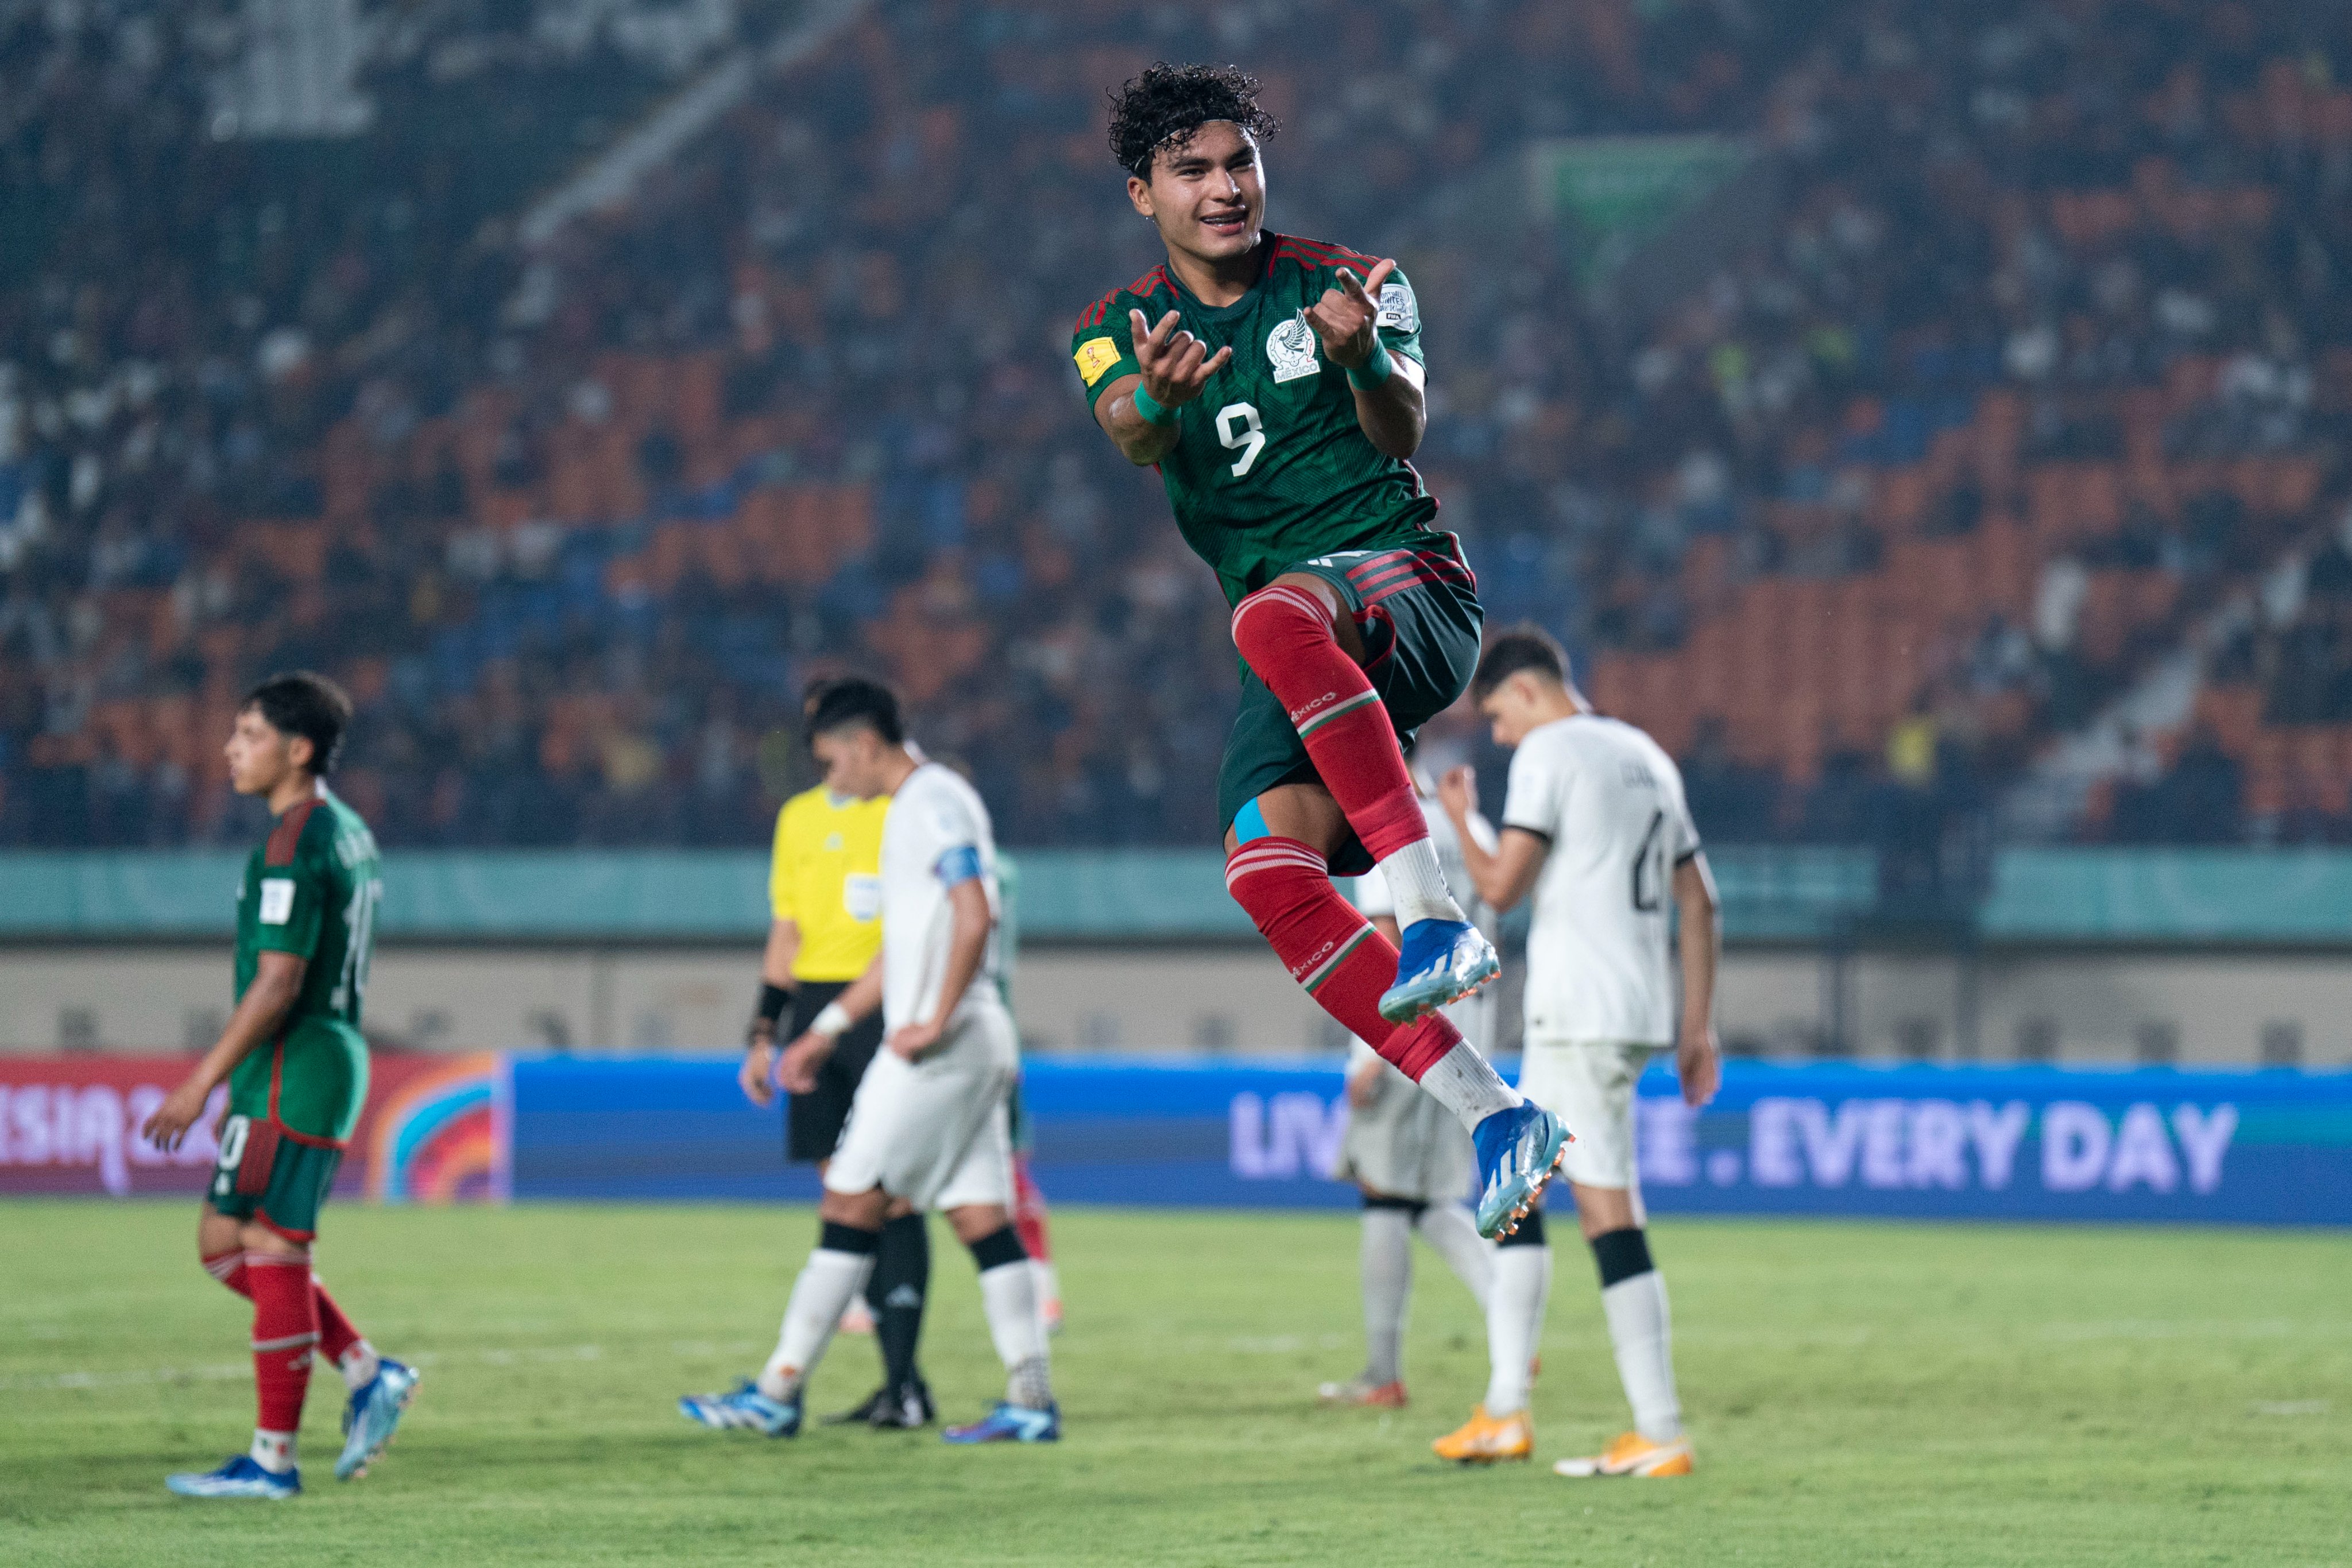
[679,1380,803,1437]
[1472,1105,1572,1240]
[942,1401,1061,1443]
[1378,919,1501,1024]
[166,1455,301,1499]
[336,1358,420,1480]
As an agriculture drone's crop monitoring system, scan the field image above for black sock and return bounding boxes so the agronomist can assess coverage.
[868,1213,930,1390]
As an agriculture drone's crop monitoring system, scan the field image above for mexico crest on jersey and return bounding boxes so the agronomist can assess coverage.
[1267,315,1321,384]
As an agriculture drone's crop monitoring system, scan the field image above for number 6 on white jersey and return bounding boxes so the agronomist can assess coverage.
[1216,401,1265,477]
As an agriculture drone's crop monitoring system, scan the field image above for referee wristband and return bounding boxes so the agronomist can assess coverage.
[811,1001,853,1040]
[1347,344,1394,390]
[748,982,791,1046]
[1131,384,1179,426]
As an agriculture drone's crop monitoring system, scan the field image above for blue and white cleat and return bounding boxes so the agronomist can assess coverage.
[679,1379,802,1438]
[1472,1103,1573,1240]
[942,1400,1061,1444]
[165,1455,300,1500]
[1378,918,1500,1024]
[335,1357,420,1480]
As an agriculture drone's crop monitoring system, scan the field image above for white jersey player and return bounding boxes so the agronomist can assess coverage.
[1437,626,1721,1478]
[680,680,1059,1445]
[1318,783,1498,1410]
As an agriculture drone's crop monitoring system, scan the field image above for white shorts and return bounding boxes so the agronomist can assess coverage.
[1518,1038,1663,1207]
[823,1002,1018,1213]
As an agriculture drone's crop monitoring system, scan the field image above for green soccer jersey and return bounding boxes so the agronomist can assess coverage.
[227,784,381,1144]
[1072,234,1444,606]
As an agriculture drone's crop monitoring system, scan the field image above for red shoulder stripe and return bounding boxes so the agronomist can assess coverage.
[1075,265,1171,336]
[1284,235,1374,266]
[265,799,318,868]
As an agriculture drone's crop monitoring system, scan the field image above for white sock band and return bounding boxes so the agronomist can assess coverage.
[1483,1243,1552,1418]
[1376,839,1466,929]
[1602,1269,1682,1442]
[1359,1207,1413,1385]
[759,1247,873,1401]
[1413,1201,1494,1310]
[977,1260,1051,1406]
[1416,1042,1521,1131]
[338,1339,380,1393]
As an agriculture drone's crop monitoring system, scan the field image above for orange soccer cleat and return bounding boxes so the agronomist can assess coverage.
[1552,1430,1694,1478]
[1431,1404,1533,1464]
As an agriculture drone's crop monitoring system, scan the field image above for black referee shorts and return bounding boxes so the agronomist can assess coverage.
[784,978,886,1164]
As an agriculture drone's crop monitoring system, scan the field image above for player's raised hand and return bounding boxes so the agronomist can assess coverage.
[1437,763,1479,823]
[1303,258,1395,371]
[1129,308,1231,410]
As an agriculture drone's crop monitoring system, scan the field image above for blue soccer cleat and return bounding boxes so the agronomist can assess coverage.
[1472,1103,1572,1240]
[679,1380,802,1438]
[942,1401,1061,1444]
[1378,918,1500,1024]
[165,1454,301,1500]
[335,1357,420,1480]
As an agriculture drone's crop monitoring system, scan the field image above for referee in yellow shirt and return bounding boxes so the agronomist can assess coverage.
[740,758,935,1428]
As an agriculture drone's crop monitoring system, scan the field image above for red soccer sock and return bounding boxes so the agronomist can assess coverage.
[202,1248,250,1299]
[1227,837,1464,1080]
[245,1252,319,1435]
[1011,1154,1053,1264]
[1229,583,1426,861]
[312,1275,364,1366]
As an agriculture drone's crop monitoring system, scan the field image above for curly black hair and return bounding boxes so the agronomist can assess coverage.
[1107,63,1281,180]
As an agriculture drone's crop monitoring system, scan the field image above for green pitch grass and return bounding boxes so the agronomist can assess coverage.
[2,1202,2345,1566]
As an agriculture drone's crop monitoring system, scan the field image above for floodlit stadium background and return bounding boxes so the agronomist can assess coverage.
[4,4,2349,1561]
[1,0,2350,1516]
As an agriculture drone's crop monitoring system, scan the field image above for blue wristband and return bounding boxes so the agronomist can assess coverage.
[1131,384,1179,425]
[1346,345,1394,390]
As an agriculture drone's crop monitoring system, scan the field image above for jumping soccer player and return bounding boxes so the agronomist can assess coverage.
[1074,63,1566,1237]
[680,681,1057,1443]
[1440,628,1722,1478]
[142,673,417,1499]
[1320,773,1500,1411]
[741,680,933,1428]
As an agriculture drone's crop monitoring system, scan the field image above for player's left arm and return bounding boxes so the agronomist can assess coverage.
[1437,765,1546,912]
[1302,258,1425,460]
[143,950,307,1150]
[1671,851,1723,1108]
[887,864,992,1062]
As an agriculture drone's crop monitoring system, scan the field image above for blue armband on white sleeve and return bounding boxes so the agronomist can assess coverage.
[935,846,982,887]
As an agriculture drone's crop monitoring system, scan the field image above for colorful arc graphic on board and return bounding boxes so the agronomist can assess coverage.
[367,1054,509,1203]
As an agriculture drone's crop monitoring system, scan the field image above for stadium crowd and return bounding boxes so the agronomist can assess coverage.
[2,0,2349,856]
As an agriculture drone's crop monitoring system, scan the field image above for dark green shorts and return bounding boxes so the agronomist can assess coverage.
[208,1114,345,1242]
[1218,541,1483,876]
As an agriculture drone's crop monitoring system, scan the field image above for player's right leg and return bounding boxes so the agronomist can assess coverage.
[1226,570,1495,1020]
[924,1024,1058,1445]
[1223,784,1568,1237]
[1527,1042,1693,1480]
[174,1125,403,1497]
[684,1053,912,1437]
[680,1194,887,1438]
[1434,1206,1550,1464]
